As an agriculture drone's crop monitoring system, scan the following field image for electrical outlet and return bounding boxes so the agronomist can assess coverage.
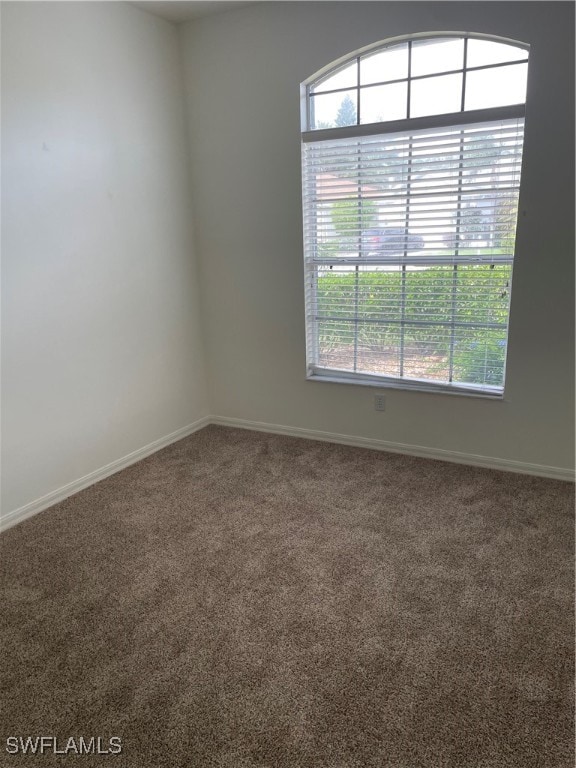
[374,394,386,412]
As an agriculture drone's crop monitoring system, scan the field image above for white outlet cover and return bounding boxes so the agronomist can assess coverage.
[374,395,386,411]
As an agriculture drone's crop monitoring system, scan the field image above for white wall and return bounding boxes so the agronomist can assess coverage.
[181,1,575,473]
[1,2,208,518]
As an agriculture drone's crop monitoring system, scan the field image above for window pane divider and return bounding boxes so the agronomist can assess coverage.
[309,185,522,205]
[312,317,506,331]
[353,138,361,372]
[310,256,514,266]
[303,103,525,143]
[449,128,466,382]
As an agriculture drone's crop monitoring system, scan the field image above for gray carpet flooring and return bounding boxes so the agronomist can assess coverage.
[1,425,574,767]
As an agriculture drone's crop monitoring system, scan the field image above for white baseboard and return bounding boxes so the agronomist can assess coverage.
[0,417,211,533]
[2,413,572,533]
[210,415,575,482]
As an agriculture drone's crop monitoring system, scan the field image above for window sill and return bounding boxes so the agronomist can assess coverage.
[306,371,505,400]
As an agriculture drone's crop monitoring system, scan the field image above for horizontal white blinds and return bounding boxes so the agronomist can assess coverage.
[302,117,525,393]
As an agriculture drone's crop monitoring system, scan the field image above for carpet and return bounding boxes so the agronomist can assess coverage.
[1,425,574,767]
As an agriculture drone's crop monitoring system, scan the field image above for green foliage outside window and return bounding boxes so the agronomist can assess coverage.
[331,199,377,237]
[315,264,510,386]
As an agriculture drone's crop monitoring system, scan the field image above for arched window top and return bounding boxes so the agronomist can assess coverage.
[304,33,529,131]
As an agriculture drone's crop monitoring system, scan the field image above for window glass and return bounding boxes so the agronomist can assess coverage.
[360,44,409,85]
[465,63,528,110]
[310,90,357,129]
[311,61,357,93]
[356,321,402,377]
[360,82,407,124]
[411,38,464,76]
[410,73,463,117]
[467,39,527,68]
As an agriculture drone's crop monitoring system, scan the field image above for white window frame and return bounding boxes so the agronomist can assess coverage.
[301,33,529,398]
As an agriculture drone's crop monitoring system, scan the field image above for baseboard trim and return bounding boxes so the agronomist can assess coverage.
[210,416,575,482]
[0,417,211,533]
[3,413,572,533]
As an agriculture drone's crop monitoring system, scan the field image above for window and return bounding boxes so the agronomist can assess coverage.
[301,34,528,396]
